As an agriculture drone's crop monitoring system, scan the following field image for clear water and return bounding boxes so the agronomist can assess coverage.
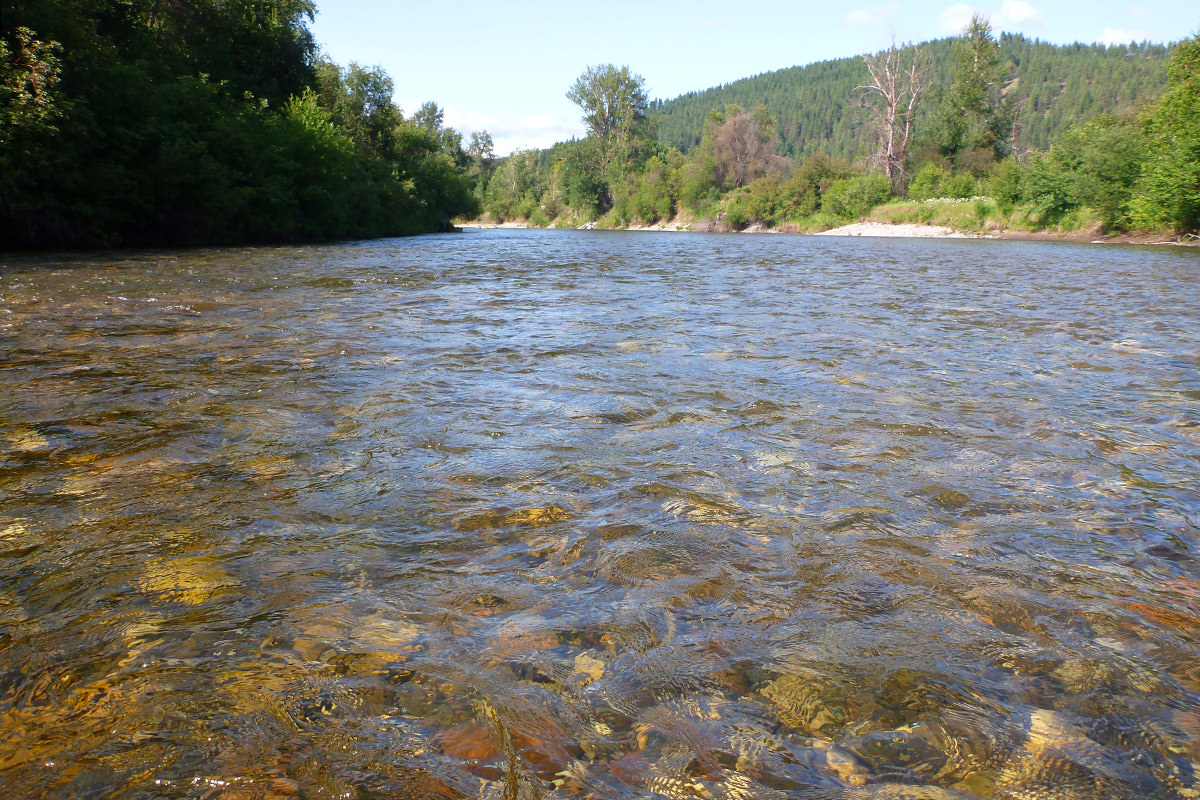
[2,229,1198,799]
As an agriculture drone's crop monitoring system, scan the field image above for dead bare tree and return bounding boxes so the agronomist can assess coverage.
[710,106,788,190]
[858,39,927,191]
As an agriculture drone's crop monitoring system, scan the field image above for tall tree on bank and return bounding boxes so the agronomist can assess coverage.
[1133,35,1200,232]
[858,39,927,190]
[938,14,1011,170]
[567,64,651,190]
[701,104,788,191]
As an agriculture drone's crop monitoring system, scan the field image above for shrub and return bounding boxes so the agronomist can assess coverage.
[941,173,977,199]
[908,163,946,200]
[822,174,891,218]
[989,158,1025,214]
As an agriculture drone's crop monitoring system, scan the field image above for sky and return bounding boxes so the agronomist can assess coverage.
[309,1,1199,155]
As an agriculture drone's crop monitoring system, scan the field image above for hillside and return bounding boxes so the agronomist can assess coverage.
[652,34,1169,161]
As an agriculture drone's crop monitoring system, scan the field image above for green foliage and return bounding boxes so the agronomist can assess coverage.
[954,16,1001,116]
[466,130,497,201]
[678,145,720,212]
[567,64,652,195]
[941,173,978,199]
[562,142,608,218]
[484,149,542,220]
[932,14,1011,167]
[0,0,477,247]
[973,198,994,225]
[626,152,682,222]
[822,174,891,218]
[653,35,1168,162]
[725,176,780,227]
[989,112,1144,230]
[1133,36,1200,232]
[780,154,851,218]
[1021,151,1075,222]
[908,163,946,200]
[988,157,1025,214]
[1059,114,1144,229]
[0,26,61,142]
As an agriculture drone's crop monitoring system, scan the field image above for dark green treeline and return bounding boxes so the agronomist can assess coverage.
[653,34,1170,162]
[0,0,480,249]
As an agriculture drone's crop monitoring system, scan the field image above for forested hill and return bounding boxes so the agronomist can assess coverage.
[653,34,1169,161]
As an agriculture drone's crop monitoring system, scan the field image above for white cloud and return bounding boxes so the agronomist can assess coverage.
[1100,27,1149,44]
[847,8,885,25]
[1128,5,1151,18]
[937,1,1043,35]
[441,107,497,133]
[846,3,903,26]
[517,113,557,130]
[488,114,583,156]
[397,102,582,155]
[937,3,978,35]
[997,0,1042,26]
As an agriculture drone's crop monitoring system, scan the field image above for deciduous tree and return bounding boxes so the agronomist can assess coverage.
[707,104,788,191]
[858,38,927,190]
[567,64,651,185]
[1134,35,1200,232]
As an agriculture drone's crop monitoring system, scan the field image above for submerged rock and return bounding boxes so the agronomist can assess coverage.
[138,555,237,606]
[837,729,951,782]
[760,674,850,735]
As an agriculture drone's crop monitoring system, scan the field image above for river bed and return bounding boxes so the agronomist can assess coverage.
[2,229,1199,799]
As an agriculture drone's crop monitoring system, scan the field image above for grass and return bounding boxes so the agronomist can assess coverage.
[867,197,1104,236]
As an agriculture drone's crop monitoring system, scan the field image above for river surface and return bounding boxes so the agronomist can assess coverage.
[2,229,1199,800]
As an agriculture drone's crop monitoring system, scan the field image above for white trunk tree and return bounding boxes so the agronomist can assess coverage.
[858,40,927,191]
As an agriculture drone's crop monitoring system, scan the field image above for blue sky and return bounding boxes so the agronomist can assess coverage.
[310,1,1198,154]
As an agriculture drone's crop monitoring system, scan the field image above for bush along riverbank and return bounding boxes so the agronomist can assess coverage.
[472,29,1200,245]
[1,2,481,248]
[461,194,1198,245]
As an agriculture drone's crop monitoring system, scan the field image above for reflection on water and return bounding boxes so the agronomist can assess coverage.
[1,229,1198,799]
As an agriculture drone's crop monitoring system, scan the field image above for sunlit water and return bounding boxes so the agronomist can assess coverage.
[2,229,1199,800]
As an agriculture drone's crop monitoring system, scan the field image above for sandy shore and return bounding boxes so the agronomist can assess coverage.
[457,218,1195,245]
[624,220,691,232]
[459,222,532,229]
[814,221,983,238]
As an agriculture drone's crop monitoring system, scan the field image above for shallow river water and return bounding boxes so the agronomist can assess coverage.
[2,229,1199,799]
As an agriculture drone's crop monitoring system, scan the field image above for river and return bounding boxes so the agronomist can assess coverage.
[2,229,1199,799]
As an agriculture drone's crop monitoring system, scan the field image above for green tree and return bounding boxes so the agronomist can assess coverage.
[776,153,851,218]
[1133,35,1200,232]
[562,140,607,217]
[936,14,1012,169]
[1059,114,1143,229]
[0,26,61,143]
[466,130,497,200]
[567,64,652,189]
[0,0,476,246]
[907,162,946,200]
[484,149,541,220]
[822,173,892,218]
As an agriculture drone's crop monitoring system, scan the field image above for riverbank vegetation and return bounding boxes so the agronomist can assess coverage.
[1,1,479,248]
[476,22,1199,240]
[4,3,1196,248]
